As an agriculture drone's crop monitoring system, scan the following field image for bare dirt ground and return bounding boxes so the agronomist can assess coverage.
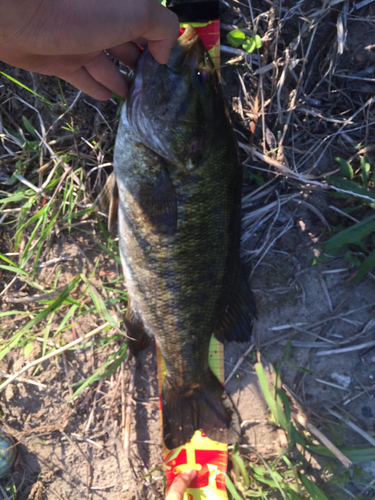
[1,1,375,499]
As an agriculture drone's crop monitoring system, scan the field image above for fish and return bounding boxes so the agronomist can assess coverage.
[113,25,256,449]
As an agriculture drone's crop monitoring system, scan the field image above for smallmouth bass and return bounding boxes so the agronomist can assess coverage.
[113,26,256,449]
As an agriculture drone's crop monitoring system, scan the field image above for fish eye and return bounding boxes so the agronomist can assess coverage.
[196,69,209,86]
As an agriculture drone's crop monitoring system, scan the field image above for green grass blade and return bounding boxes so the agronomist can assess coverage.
[225,475,244,500]
[0,72,54,105]
[55,304,79,337]
[0,311,26,317]
[335,157,353,180]
[81,276,120,331]
[0,264,29,277]
[255,363,288,430]
[298,473,329,500]
[69,342,127,400]
[232,451,250,487]
[328,175,375,206]
[321,213,375,253]
[0,275,80,360]
[306,444,375,462]
[356,249,375,280]
[0,191,28,204]
[69,355,114,400]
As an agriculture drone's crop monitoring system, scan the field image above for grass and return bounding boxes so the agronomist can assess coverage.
[0,77,127,397]
[226,363,375,499]
[313,154,375,281]
[1,0,375,497]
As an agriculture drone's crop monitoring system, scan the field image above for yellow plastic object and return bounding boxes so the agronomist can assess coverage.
[180,20,221,74]
[156,337,229,500]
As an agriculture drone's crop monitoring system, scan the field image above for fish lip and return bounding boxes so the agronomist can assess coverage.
[166,25,201,71]
[176,25,199,48]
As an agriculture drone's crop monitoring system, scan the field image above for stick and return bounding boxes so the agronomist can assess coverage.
[294,412,352,469]
[225,343,255,385]
[316,340,375,356]
[0,371,47,389]
[123,359,136,459]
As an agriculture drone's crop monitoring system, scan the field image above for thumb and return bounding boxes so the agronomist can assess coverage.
[142,1,180,64]
[166,470,197,500]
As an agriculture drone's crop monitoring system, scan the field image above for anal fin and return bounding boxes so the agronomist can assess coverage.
[213,271,257,343]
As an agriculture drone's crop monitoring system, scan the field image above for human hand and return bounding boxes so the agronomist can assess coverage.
[165,470,197,500]
[0,0,179,100]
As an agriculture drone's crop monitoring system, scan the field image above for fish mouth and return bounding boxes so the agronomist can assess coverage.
[166,25,204,71]
[176,25,199,47]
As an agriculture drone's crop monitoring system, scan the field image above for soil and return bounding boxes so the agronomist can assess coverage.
[1,1,375,499]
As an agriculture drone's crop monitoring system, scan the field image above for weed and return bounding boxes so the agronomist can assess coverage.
[314,154,375,280]
[225,363,375,499]
[226,29,262,54]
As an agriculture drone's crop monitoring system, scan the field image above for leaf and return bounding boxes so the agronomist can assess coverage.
[307,444,375,462]
[232,452,250,487]
[321,213,375,254]
[289,421,306,447]
[298,473,329,500]
[344,251,362,267]
[255,363,288,431]
[278,388,291,425]
[22,116,38,138]
[252,467,267,476]
[243,35,262,53]
[225,475,244,500]
[355,249,375,281]
[253,35,262,48]
[327,175,375,206]
[24,341,33,357]
[243,37,256,53]
[0,311,25,317]
[226,29,246,48]
[81,276,120,331]
[335,157,353,180]
[360,155,371,186]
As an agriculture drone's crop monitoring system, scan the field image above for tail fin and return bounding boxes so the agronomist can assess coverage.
[162,371,240,449]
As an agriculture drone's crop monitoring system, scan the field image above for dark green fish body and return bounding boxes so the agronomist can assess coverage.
[114,26,256,449]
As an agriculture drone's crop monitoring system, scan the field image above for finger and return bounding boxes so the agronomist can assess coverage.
[84,52,129,98]
[59,66,112,101]
[166,470,197,500]
[107,42,141,69]
[142,2,180,64]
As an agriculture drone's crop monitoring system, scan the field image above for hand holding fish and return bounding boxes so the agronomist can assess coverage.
[165,470,196,500]
[0,0,179,100]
